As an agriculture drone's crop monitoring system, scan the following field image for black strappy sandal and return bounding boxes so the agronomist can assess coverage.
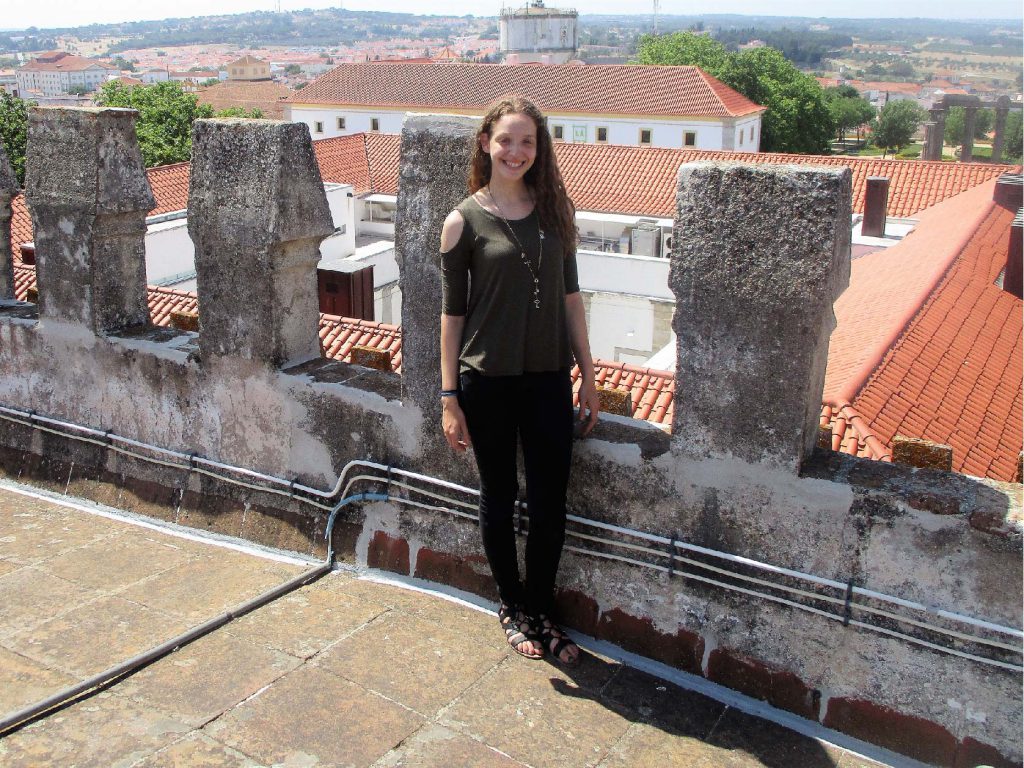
[536,613,579,665]
[499,603,543,660]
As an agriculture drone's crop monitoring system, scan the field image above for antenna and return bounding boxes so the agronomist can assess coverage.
[653,0,660,35]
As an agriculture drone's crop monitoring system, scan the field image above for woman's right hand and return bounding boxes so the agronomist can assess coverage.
[442,398,472,452]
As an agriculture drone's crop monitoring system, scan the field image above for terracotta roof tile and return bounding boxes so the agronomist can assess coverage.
[842,198,1022,480]
[289,62,764,118]
[197,80,293,120]
[313,134,372,193]
[146,162,191,215]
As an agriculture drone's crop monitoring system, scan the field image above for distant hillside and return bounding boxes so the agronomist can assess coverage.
[0,9,484,53]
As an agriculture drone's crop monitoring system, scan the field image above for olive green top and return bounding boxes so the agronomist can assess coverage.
[441,196,580,376]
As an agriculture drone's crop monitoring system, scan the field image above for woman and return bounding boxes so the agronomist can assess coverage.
[439,97,600,663]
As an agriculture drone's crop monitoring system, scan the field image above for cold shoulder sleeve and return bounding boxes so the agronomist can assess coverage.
[563,249,580,295]
[440,216,473,316]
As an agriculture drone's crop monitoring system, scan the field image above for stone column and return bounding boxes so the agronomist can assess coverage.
[991,98,1010,165]
[24,107,154,332]
[961,106,977,163]
[922,122,938,162]
[671,163,852,473]
[931,107,947,161]
[187,119,333,366]
[0,145,17,300]
[393,114,476,419]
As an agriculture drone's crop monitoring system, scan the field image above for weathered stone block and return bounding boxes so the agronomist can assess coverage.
[24,107,154,332]
[188,119,333,366]
[394,114,476,421]
[671,162,852,472]
[597,386,633,417]
[892,434,954,472]
[350,345,393,371]
[0,142,18,300]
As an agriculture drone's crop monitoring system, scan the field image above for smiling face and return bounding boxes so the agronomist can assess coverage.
[479,112,538,186]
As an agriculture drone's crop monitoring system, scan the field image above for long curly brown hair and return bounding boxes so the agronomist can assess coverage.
[468,96,577,258]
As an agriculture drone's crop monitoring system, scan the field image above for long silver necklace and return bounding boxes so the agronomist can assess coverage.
[485,186,544,309]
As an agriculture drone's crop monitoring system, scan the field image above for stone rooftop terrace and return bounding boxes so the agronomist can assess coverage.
[0,481,894,768]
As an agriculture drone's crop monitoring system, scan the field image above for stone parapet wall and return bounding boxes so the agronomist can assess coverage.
[0,109,1020,766]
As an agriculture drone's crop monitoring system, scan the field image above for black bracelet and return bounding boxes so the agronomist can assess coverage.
[440,389,458,398]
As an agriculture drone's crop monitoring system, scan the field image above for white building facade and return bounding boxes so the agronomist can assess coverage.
[288,62,764,152]
[16,52,117,96]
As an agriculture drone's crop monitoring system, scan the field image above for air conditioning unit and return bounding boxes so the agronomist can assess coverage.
[661,230,673,259]
[630,222,660,258]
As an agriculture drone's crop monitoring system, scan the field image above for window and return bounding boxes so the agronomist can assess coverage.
[314,121,324,134]
[738,131,744,146]
[639,128,652,145]
[750,126,755,140]
[596,126,608,143]
[684,131,696,147]
[337,116,346,130]
[370,117,380,132]
[552,124,564,141]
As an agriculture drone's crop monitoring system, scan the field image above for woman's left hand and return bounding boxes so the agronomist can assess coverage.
[576,379,600,437]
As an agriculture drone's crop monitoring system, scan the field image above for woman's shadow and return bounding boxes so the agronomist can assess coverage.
[543,648,849,768]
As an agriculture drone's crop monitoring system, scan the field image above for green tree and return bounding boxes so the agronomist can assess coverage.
[67,83,92,96]
[110,56,137,72]
[636,32,834,154]
[0,93,32,186]
[95,80,213,167]
[944,106,995,147]
[636,31,730,73]
[214,107,265,119]
[824,86,876,142]
[1003,112,1022,162]
[872,100,925,158]
[284,63,302,75]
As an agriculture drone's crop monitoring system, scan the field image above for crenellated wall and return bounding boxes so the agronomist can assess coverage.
[0,108,1020,767]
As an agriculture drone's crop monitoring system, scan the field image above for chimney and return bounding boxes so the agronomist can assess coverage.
[994,173,1023,210]
[996,174,1023,299]
[861,177,889,238]
[1005,209,1023,300]
[19,242,35,265]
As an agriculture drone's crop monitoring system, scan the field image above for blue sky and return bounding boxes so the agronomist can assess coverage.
[4,1,1020,31]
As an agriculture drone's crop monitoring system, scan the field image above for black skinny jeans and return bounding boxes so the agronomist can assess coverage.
[459,368,574,616]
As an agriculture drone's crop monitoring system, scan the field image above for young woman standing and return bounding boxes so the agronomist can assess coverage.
[438,97,600,663]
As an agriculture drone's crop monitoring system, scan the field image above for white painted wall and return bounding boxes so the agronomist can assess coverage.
[290,105,761,152]
[575,249,673,300]
[585,291,673,365]
[144,218,196,288]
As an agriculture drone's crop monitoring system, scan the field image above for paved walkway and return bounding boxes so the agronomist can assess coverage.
[0,483,890,768]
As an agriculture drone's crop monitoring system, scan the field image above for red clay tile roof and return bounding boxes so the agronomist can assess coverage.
[10,196,31,258]
[313,134,372,193]
[146,162,191,215]
[20,52,116,72]
[840,196,1022,480]
[824,181,999,404]
[552,143,1017,219]
[197,80,293,120]
[288,63,764,118]
[365,133,401,195]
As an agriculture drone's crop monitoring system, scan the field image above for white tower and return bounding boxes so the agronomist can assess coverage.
[499,2,578,65]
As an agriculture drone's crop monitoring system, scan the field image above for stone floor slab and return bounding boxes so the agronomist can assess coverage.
[37,529,196,592]
[315,609,507,716]
[6,594,188,678]
[0,690,190,768]
[372,723,528,767]
[707,707,847,768]
[595,721,736,768]
[129,732,265,768]
[442,655,631,768]
[115,628,302,727]
[0,566,100,639]
[0,500,118,565]
[204,663,424,768]
[230,572,387,659]
[0,558,18,576]
[600,665,725,738]
[0,645,81,713]
[119,556,304,624]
